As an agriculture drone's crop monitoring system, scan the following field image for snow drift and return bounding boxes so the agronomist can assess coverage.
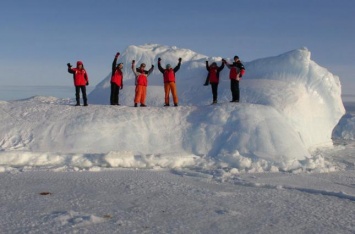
[0,44,345,173]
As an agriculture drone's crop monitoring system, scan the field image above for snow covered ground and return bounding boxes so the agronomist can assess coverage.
[0,45,354,233]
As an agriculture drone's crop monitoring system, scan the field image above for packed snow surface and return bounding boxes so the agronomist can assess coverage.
[0,44,345,173]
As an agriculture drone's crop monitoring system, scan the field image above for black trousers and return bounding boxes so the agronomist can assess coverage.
[75,86,87,105]
[110,82,120,105]
[211,83,218,102]
[230,79,240,101]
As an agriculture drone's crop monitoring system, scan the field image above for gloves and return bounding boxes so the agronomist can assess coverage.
[151,65,154,68]
[239,75,243,78]
[158,57,161,62]
[115,52,120,58]
[178,58,182,62]
[203,83,209,86]
[222,59,227,64]
[86,81,89,86]
[67,63,72,68]
[132,60,135,64]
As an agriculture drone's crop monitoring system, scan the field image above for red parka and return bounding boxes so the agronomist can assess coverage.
[158,61,181,83]
[111,56,123,86]
[68,61,89,86]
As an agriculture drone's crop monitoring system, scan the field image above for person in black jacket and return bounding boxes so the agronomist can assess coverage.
[204,61,224,104]
[223,56,245,102]
[110,52,123,105]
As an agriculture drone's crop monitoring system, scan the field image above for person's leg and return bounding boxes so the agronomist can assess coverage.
[235,80,240,102]
[110,83,118,105]
[230,80,238,102]
[75,86,80,105]
[82,86,88,106]
[211,83,218,103]
[164,83,170,105]
[141,86,147,106]
[170,82,178,106]
[116,87,120,105]
[134,85,142,106]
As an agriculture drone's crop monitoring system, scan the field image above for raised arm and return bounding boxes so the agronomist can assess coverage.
[218,61,225,72]
[67,63,74,74]
[222,59,232,69]
[205,61,209,71]
[112,52,120,73]
[147,65,154,76]
[157,58,165,73]
[131,60,138,76]
[173,58,182,73]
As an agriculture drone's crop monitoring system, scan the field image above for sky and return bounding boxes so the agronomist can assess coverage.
[1,0,354,94]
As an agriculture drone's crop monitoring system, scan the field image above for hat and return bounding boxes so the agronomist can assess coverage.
[233,56,239,60]
[166,64,171,69]
[77,61,83,66]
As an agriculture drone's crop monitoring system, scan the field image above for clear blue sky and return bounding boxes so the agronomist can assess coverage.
[1,0,354,94]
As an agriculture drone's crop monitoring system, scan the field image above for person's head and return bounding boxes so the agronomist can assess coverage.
[211,62,217,67]
[140,63,146,71]
[117,63,123,70]
[77,61,83,69]
[233,56,239,62]
[166,64,171,69]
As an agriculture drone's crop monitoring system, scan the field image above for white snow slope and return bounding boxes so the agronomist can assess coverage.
[0,44,345,173]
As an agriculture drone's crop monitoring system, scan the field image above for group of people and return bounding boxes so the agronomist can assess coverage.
[67,53,245,107]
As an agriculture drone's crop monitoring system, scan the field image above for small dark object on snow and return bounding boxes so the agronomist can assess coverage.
[39,192,52,196]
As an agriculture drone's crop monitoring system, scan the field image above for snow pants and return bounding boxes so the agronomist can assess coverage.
[110,82,120,105]
[230,79,240,102]
[75,85,87,105]
[210,83,218,102]
[164,82,178,105]
[134,85,147,104]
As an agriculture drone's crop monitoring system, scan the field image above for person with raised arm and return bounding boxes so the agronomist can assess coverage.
[131,60,154,107]
[157,57,182,107]
[67,61,89,106]
[223,55,245,103]
[204,60,224,104]
[110,52,124,105]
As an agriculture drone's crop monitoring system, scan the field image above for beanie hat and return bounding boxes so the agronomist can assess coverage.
[166,64,171,69]
[77,61,83,66]
[233,56,239,60]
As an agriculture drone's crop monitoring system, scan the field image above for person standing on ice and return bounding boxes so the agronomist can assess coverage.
[223,56,245,102]
[204,60,225,104]
[110,52,124,105]
[131,60,154,107]
[67,61,89,106]
[157,57,182,107]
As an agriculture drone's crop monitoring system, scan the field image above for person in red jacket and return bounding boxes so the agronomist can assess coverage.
[157,57,181,106]
[67,61,89,106]
[131,60,154,107]
[110,52,124,105]
[223,56,245,102]
[204,61,225,104]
